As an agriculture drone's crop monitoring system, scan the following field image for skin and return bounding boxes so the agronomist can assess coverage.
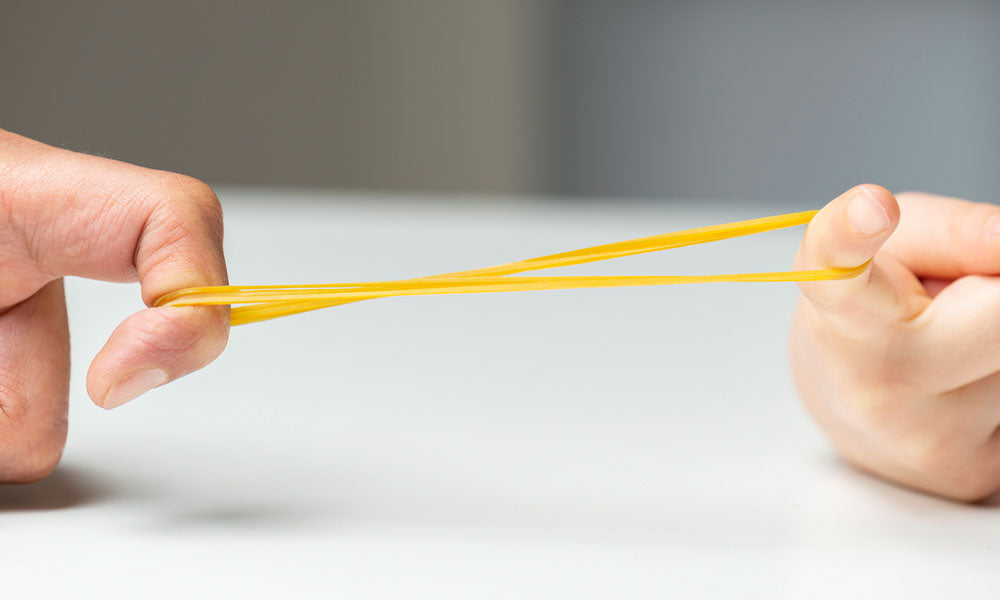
[792,184,1000,502]
[0,129,228,483]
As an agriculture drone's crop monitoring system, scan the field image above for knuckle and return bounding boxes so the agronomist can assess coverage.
[136,174,226,288]
[0,374,31,428]
[162,173,214,200]
[153,174,224,243]
[188,183,224,230]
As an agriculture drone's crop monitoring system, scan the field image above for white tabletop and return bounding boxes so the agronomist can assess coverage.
[2,189,996,598]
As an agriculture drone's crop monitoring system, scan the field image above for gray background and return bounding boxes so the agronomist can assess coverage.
[2,0,998,203]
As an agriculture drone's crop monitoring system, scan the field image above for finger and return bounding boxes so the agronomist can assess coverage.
[907,275,1000,392]
[0,280,69,482]
[0,130,226,295]
[82,174,230,409]
[940,369,1000,440]
[882,191,1000,280]
[0,129,230,409]
[794,184,927,338]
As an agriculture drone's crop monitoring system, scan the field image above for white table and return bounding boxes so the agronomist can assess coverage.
[2,189,996,598]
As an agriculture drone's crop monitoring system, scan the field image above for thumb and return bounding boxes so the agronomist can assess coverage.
[794,184,927,338]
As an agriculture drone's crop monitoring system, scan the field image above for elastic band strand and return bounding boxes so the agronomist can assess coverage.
[153,209,860,326]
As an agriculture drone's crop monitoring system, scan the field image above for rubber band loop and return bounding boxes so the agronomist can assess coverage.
[153,209,865,326]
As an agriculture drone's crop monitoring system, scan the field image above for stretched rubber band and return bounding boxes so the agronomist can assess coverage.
[154,209,865,326]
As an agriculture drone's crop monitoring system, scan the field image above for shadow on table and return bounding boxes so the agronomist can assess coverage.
[0,466,114,511]
[139,455,1000,539]
[146,504,335,533]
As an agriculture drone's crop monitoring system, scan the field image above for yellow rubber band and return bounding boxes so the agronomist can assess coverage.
[153,209,864,326]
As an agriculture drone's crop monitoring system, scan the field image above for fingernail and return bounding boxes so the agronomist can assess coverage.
[103,368,168,410]
[846,187,890,236]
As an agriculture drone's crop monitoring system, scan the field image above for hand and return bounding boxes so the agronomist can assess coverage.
[0,129,228,482]
[791,184,1000,501]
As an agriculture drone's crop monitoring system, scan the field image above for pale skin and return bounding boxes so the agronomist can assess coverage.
[0,129,229,482]
[792,184,1000,502]
[1,131,997,502]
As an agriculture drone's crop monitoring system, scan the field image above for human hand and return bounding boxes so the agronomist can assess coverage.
[0,129,228,482]
[791,184,1000,501]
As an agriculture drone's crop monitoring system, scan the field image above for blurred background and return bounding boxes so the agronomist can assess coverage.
[7,4,1000,596]
[1,0,998,204]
